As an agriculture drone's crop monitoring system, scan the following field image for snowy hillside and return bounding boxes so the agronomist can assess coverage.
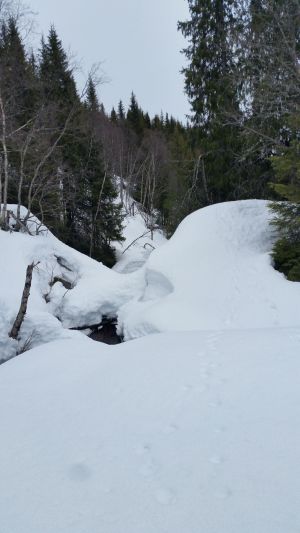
[113,194,166,274]
[1,199,300,532]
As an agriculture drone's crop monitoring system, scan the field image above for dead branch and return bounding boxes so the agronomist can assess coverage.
[121,230,151,254]
[9,261,40,340]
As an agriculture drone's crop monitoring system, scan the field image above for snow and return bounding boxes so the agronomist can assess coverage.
[3,199,298,356]
[0,328,300,533]
[0,204,156,359]
[113,194,166,274]
[1,198,300,532]
[119,200,300,339]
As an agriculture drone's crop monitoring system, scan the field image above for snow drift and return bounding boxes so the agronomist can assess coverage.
[120,200,300,339]
[1,200,300,357]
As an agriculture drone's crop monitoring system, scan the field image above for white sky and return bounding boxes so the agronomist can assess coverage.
[28,0,190,121]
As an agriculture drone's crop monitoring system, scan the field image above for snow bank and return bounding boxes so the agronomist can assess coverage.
[119,200,300,339]
[2,199,300,356]
[0,206,147,359]
[1,328,300,533]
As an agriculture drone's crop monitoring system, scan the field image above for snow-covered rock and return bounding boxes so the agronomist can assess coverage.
[0,206,146,359]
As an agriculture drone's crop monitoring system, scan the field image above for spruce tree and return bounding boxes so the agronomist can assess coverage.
[126,92,144,137]
[0,17,36,121]
[117,100,125,120]
[0,17,39,215]
[38,27,123,265]
[178,0,244,204]
[248,0,300,280]
[110,107,117,122]
[39,26,77,107]
[178,0,238,129]
[86,76,99,112]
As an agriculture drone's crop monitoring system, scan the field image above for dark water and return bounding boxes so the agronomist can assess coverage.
[89,318,122,345]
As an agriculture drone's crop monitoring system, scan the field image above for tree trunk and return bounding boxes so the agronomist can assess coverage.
[0,91,9,228]
[9,262,36,340]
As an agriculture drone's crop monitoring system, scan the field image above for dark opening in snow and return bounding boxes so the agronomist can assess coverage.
[89,316,122,345]
[70,316,122,345]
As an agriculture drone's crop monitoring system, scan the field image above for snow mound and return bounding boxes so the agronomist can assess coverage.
[0,328,300,533]
[0,206,145,359]
[119,200,300,339]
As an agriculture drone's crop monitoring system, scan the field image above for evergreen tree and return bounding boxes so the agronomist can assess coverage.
[246,0,300,280]
[0,17,36,121]
[38,27,123,265]
[245,0,300,141]
[86,76,99,112]
[178,0,245,205]
[39,26,77,107]
[269,123,300,280]
[63,120,124,265]
[110,107,117,122]
[178,0,238,129]
[117,100,125,120]
[126,92,144,137]
[144,112,151,129]
[152,114,162,130]
[0,17,40,215]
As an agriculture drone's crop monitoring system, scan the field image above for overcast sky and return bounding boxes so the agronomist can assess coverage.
[28,0,191,121]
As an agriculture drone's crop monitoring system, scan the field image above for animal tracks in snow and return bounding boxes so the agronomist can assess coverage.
[134,441,177,507]
[139,459,159,478]
[134,443,151,456]
[132,330,229,510]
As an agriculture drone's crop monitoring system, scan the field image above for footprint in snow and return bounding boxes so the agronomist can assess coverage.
[68,462,92,482]
[139,460,159,478]
[134,443,151,456]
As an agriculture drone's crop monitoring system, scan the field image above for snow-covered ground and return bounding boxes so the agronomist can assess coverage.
[1,199,300,532]
[0,328,300,533]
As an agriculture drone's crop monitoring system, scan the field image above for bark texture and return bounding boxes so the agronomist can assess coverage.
[9,262,36,340]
